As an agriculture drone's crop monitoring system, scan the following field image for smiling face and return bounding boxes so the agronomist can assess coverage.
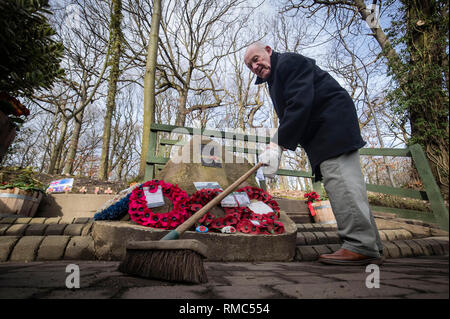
[244,44,273,80]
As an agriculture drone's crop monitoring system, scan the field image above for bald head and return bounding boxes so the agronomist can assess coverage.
[245,41,266,55]
[244,42,273,80]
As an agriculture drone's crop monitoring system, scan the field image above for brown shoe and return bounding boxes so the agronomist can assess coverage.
[319,248,383,266]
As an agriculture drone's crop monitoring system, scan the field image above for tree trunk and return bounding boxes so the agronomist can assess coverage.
[139,0,162,178]
[404,0,449,199]
[99,0,123,180]
[175,88,189,126]
[47,114,68,174]
[63,108,84,175]
[354,0,448,199]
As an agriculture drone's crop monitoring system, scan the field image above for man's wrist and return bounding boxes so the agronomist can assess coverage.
[267,142,285,151]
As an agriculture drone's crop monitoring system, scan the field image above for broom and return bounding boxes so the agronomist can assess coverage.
[118,162,264,284]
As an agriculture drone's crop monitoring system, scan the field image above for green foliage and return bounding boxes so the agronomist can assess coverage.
[383,0,449,148]
[0,0,64,97]
[367,193,431,213]
[0,166,47,192]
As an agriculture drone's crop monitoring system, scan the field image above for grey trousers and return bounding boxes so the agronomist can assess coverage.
[320,150,383,258]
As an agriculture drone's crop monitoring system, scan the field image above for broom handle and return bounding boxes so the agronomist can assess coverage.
[166,162,264,238]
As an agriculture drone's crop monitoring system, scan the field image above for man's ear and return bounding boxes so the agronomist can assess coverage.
[265,46,273,56]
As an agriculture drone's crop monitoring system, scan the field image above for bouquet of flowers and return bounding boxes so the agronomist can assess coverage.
[304,191,320,216]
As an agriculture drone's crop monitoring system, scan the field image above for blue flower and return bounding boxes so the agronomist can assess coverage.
[94,193,132,221]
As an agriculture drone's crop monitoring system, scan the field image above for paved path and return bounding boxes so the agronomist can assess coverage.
[0,256,447,300]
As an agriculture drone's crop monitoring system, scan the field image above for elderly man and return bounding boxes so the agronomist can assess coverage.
[245,42,383,265]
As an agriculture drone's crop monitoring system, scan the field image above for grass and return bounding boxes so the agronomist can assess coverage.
[367,192,432,212]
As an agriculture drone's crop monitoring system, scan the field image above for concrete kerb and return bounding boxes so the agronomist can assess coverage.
[9,236,45,262]
[64,236,95,260]
[293,238,449,262]
[0,236,20,262]
[36,236,71,261]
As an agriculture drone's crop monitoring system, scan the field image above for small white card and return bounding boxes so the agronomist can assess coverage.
[143,186,165,208]
[234,192,251,207]
[220,192,251,207]
[256,167,265,180]
[193,182,223,190]
[248,201,274,215]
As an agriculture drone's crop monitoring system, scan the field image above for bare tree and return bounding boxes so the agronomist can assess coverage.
[99,0,124,180]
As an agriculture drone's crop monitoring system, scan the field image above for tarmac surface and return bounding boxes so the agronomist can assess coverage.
[0,256,447,300]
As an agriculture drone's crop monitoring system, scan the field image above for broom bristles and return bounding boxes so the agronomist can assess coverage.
[118,249,208,284]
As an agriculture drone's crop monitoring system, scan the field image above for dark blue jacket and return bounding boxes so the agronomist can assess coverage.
[255,51,366,181]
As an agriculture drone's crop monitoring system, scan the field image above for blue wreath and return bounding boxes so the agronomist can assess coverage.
[93,193,132,221]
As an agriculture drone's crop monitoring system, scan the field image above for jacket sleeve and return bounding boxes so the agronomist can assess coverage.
[271,55,315,151]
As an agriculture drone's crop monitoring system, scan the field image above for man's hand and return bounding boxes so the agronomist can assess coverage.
[258,142,283,178]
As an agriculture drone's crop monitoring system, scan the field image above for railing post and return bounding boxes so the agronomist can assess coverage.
[144,129,158,181]
[409,144,448,231]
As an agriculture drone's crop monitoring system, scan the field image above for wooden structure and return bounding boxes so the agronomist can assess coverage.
[145,123,448,231]
[0,188,43,217]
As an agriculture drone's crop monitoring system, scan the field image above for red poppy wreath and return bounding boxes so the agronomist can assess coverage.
[187,186,285,235]
[187,188,240,231]
[233,186,284,235]
[128,180,190,229]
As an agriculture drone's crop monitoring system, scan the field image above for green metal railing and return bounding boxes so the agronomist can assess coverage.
[145,123,449,231]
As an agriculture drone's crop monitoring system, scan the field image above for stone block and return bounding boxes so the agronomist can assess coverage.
[423,238,444,256]
[73,217,91,224]
[296,233,306,245]
[14,217,32,224]
[383,229,397,241]
[28,218,46,224]
[92,211,297,262]
[429,237,449,254]
[0,224,11,235]
[1,217,17,224]
[411,239,433,256]
[311,245,332,256]
[24,223,48,236]
[325,244,341,252]
[9,236,44,262]
[81,223,93,236]
[378,230,388,241]
[44,224,68,235]
[44,217,62,224]
[63,223,84,236]
[394,229,413,240]
[313,232,328,244]
[403,240,424,256]
[4,224,28,236]
[324,231,341,244]
[382,241,401,258]
[36,236,71,261]
[296,246,319,261]
[391,241,414,257]
[59,216,75,224]
[302,232,317,245]
[0,236,20,261]
[64,236,95,260]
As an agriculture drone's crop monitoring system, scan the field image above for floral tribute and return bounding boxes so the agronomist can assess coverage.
[234,186,284,235]
[187,186,285,235]
[304,191,320,216]
[94,192,132,221]
[128,180,191,229]
[187,188,239,231]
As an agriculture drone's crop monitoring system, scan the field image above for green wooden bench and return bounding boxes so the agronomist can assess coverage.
[145,123,448,231]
